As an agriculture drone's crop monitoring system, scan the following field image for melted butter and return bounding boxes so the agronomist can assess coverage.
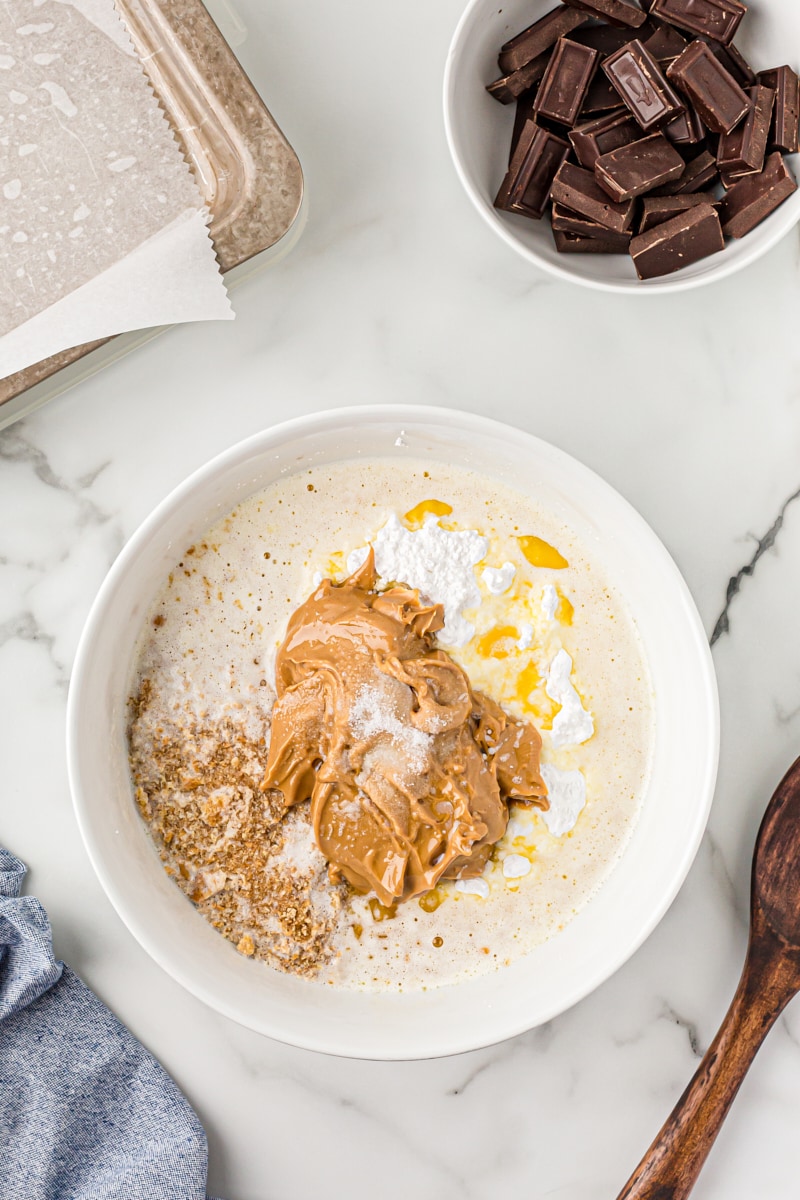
[558,591,574,625]
[368,898,398,922]
[404,499,453,529]
[518,535,568,569]
[418,888,446,913]
[475,625,519,660]
[325,551,346,576]
[514,660,540,707]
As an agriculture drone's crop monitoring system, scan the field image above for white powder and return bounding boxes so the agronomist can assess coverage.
[517,622,534,650]
[541,584,559,621]
[540,762,587,836]
[545,649,594,748]
[502,854,531,879]
[454,877,489,899]
[279,816,326,876]
[482,562,516,595]
[346,514,487,646]
[350,684,432,771]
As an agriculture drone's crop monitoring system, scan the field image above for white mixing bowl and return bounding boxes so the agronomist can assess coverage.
[67,406,719,1058]
[443,0,800,293]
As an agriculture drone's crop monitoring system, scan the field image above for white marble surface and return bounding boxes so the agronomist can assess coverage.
[3,1,800,1196]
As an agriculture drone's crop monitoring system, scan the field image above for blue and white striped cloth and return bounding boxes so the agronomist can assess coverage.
[0,847,222,1200]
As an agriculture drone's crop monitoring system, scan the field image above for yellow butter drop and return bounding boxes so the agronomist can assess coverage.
[476,625,518,660]
[518,535,568,570]
[514,660,540,708]
[404,499,453,529]
[558,592,574,625]
[418,888,446,913]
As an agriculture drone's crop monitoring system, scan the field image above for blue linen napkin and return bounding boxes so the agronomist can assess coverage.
[0,847,222,1200]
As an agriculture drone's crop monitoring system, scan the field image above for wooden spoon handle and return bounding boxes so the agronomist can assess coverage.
[617,927,796,1200]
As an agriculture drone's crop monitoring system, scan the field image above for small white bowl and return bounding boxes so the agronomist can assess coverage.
[443,0,800,293]
[67,406,719,1059]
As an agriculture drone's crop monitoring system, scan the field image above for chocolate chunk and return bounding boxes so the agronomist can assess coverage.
[509,91,539,161]
[706,40,756,87]
[641,21,688,64]
[651,146,718,191]
[581,72,627,114]
[569,109,641,167]
[758,66,800,154]
[717,84,775,175]
[499,7,588,74]
[648,0,746,46]
[595,130,685,198]
[603,40,685,130]
[552,200,601,233]
[495,121,572,218]
[718,151,798,236]
[550,160,637,231]
[534,38,600,126]
[487,51,551,104]
[562,0,648,29]
[553,228,632,252]
[666,40,752,133]
[639,191,719,230]
[629,202,724,276]
[568,21,652,55]
[664,105,706,144]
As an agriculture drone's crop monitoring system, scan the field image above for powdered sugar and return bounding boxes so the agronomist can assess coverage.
[454,877,490,899]
[481,562,516,595]
[346,513,487,646]
[350,683,432,771]
[541,584,559,621]
[539,762,587,836]
[545,650,594,748]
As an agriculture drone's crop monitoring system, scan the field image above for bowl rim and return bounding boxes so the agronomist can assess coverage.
[66,404,720,1058]
[442,0,800,295]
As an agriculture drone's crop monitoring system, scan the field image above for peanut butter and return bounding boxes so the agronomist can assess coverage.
[262,551,548,905]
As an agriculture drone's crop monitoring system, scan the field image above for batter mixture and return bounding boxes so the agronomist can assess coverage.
[127,457,654,990]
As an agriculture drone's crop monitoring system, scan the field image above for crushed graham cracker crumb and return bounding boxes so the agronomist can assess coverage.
[127,676,346,978]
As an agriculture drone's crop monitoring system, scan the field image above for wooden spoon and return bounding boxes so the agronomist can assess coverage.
[617,755,800,1200]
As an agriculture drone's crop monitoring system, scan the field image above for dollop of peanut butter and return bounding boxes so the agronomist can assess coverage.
[262,551,548,906]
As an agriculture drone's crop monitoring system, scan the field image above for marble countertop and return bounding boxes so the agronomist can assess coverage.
[3,1,800,1196]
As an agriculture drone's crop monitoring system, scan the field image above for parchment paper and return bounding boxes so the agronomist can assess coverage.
[0,0,232,379]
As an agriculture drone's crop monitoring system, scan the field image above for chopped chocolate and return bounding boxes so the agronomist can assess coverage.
[551,201,633,240]
[639,191,719,230]
[534,38,600,126]
[718,151,798,236]
[495,121,572,218]
[568,21,651,55]
[629,202,724,276]
[581,71,627,114]
[569,108,641,168]
[706,40,756,88]
[664,105,706,144]
[717,84,775,175]
[651,146,718,192]
[550,160,637,231]
[595,130,685,198]
[603,39,685,130]
[758,66,800,154]
[510,91,539,161]
[487,51,551,104]
[562,0,648,29]
[666,40,752,133]
[648,0,746,46]
[553,228,632,252]
[641,21,688,64]
[499,6,588,74]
